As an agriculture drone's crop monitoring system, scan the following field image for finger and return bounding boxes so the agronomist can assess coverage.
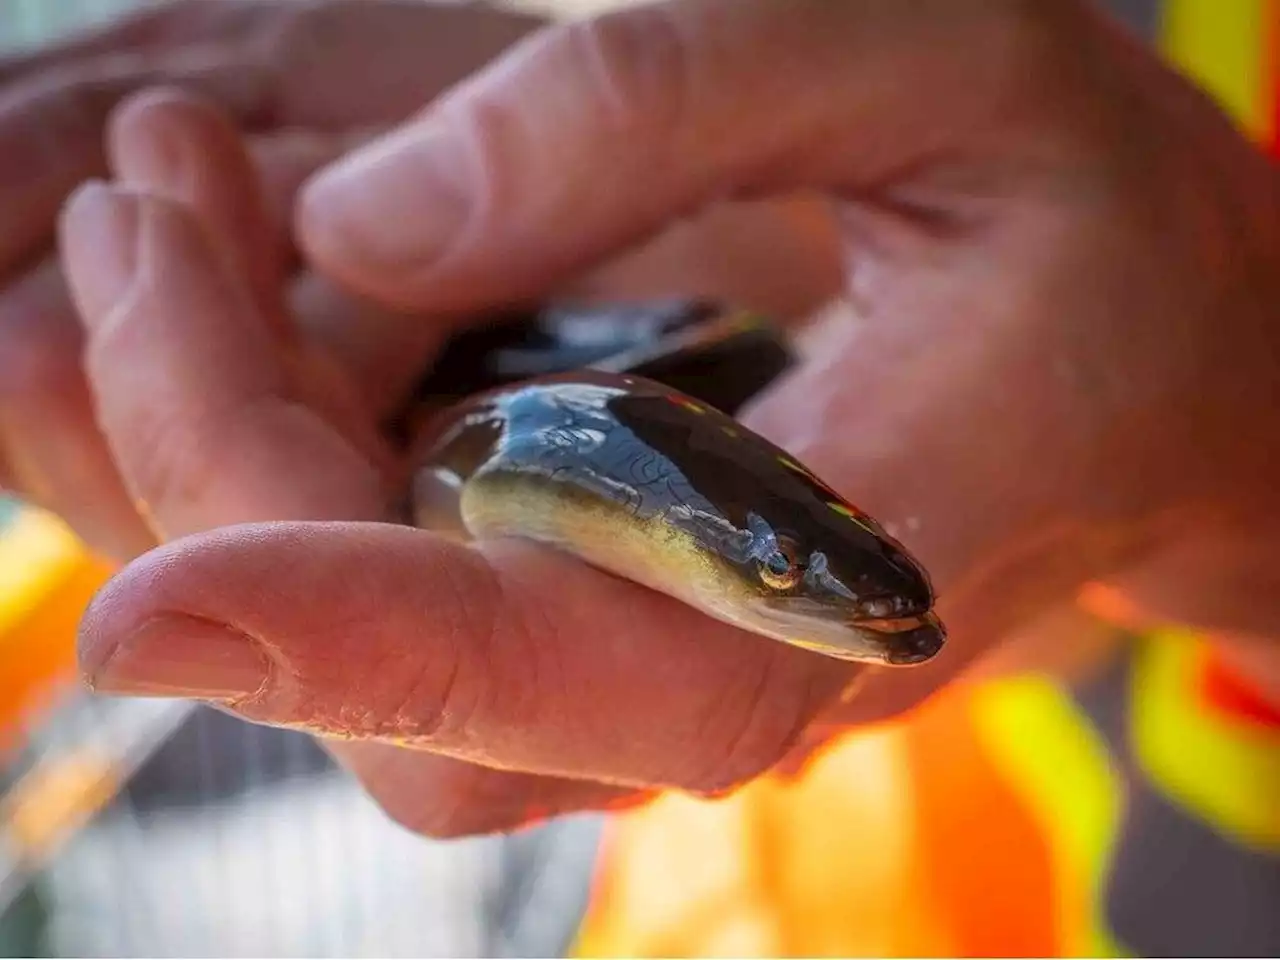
[107,87,287,323]
[331,743,641,838]
[297,0,1044,312]
[290,194,843,417]
[252,129,373,275]
[0,124,350,561]
[79,521,857,793]
[100,89,391,477]
[255,0,547,129]
[249,126,456,420]
[108,101,409,415]
[107,91,378,314]
[0,49,270,280]
[59,91,642,832]
[0,258,153,559]
[58,183,387,540]
[105,92,399,409]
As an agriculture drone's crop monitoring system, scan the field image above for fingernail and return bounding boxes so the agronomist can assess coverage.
[300,125,472,281]
[59,181,141,326]
[85,614,271,701]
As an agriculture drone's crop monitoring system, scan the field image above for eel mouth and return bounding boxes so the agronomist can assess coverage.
[874,612,947,666]
[854,614,940,635]
[747,598,947,666]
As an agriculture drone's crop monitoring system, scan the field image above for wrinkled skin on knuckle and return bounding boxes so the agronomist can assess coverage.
[102,398,239,524]
[292,542,497,744]
[681,649,836,794]
[191,544,470,740]
[396,546,503,743]
[556,6,697,150]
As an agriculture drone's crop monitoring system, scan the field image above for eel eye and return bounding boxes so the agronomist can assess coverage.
[757,539,803,591]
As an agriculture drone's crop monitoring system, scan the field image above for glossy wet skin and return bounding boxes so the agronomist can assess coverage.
[413,371,945,666]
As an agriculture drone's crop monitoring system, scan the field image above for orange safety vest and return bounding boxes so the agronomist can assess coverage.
[571,629,1280,957]
[0,507,110,752]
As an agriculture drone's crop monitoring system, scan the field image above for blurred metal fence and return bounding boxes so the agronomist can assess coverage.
[2,663,602,956]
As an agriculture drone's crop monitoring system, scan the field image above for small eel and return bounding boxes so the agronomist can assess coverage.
[406,304,945,666]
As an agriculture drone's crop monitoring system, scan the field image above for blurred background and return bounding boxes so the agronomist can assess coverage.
[0,0,1276,957]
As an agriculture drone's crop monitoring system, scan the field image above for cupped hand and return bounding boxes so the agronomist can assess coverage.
[2,0,839,562]
[62,0,1280,838]
[55,83,846,834]
[0,0,537,558]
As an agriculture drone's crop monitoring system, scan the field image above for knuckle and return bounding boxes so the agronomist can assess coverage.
[111,398,239,520]
[555,5,696,144]
[686,653,819,794]
[345,551,498,745]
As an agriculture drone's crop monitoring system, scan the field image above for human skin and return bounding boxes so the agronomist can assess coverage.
[0,0,839,561]
[42,0,1280,835]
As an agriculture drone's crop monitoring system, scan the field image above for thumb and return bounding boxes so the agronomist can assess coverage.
[295,0,1055,314]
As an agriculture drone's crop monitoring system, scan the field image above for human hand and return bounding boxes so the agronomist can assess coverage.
[4,0,835,563]
[0,0,540,559]
[63,0,1280,838]
[52,71,846,832]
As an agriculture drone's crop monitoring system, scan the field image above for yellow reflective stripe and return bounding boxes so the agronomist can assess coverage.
[0,506,112,737]
[571,726,927,958]
[1160,0,1272,142]
[972,676,1128,958]
[0,507,95,634]
[1130,630,1280,851]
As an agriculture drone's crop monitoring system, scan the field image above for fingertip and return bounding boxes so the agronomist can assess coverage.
[106,85,287,317]
[62,182,222,336]
[75,526,260,671]
[76,542,164,685]
[59,180,143,325]
[106,87,199,184]
[106,85,256,202]
[296,123,473,311]
[77,537,277,701]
